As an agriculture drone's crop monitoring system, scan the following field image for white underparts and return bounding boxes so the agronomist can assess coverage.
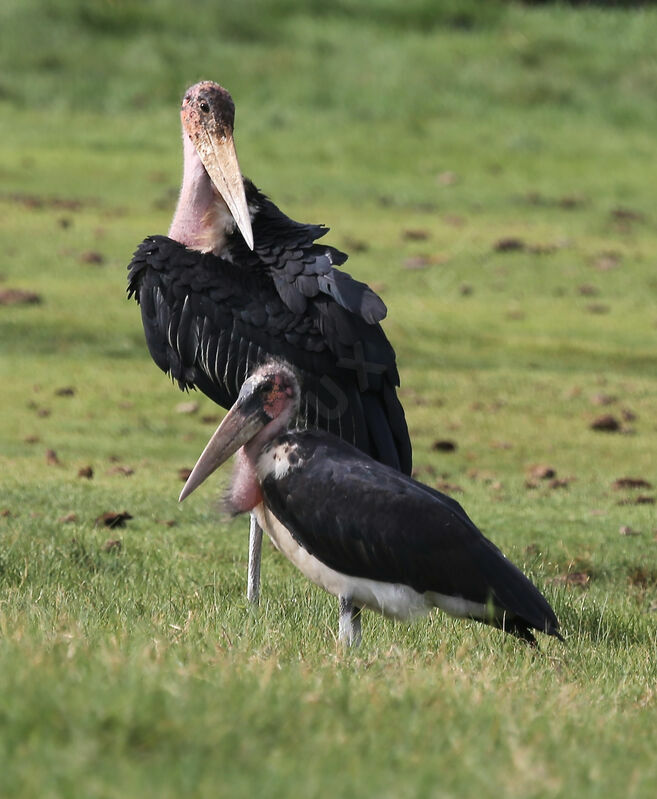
[253,504,490,623]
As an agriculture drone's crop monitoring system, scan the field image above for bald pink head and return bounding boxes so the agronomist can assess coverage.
[169,80,254,252]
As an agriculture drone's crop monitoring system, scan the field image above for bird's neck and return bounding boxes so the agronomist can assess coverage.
[168,133,235,255]
[227,448,263,515]
[227,417,293,515]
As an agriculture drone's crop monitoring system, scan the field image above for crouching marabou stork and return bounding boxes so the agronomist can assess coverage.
[179,361,563,647]
[127,82,412,633]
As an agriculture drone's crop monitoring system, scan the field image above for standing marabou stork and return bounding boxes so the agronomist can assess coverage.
[179,361,563,647]
[127,81,412,635]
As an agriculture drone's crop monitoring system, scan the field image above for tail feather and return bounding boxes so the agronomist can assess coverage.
[474,538,562,640]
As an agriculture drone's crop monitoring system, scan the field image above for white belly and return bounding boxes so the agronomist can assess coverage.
[253,504,491,623]
[254,504,433,621]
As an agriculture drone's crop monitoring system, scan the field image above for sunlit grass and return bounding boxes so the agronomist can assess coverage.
[2,2,657,797]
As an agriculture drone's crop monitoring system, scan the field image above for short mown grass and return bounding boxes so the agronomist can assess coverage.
[1,2,657,797]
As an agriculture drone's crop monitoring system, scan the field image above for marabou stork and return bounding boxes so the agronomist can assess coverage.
[179,361,563,647]
[127,82,412,636]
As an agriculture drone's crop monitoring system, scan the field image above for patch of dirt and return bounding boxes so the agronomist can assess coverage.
[443,214,466,227]
[612,477,652,490]
[432,440,457,453]
[4,192,89,211]
[559,195,587,209]
[46,449,60,466]
[96,511,133,529]
[437,171,458,185]
[591,393,616,406]
[402,229,430,241]
[617,496,655,506]
[586,302,611,315]
[342,237,369,253]
[494,237,525,252]
[611,207,645,223]
[528,243,558,255]
[590,414,621,432]
[402,254,448,270]
[528,464,556,480]
[592,251,622,271]
[107,465,134,477]
[436,480,463,494]
[628,567,657,587]
[176,401,199,414]
[79,251,105,265]
[467,469,499,484]
[0,288,42,306]
[549,477,574,489]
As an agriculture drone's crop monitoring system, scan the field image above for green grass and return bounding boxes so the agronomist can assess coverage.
[2,1,657,797]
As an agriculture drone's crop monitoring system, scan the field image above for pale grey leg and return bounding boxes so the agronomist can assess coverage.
[338,595,362,647]
[247,513,263,605]
[350,603,362,646]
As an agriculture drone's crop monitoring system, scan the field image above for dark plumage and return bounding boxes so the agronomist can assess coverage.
[127,178,411,473]
[262,431,561,644]
[129,79,412,622]
[180,362,563,647]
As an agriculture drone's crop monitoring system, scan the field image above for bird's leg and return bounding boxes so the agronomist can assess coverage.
[247,513,263,605]
[338,595,362,647]
[350,603,362,647]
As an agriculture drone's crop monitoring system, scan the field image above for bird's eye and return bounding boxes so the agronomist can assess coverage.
[199,101,210,113]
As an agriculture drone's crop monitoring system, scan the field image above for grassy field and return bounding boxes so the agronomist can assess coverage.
[2,1,657,796]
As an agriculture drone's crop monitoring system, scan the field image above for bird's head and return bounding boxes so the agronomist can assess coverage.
[180,81,254,250]
[179,361,300,501]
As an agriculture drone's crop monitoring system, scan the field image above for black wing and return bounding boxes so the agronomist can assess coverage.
[226,180,388,325]
[261,431,561,642]
[128,220,411,473]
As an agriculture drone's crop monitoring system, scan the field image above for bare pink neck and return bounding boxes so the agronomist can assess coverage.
[227,448,263,514]
[168,133,215,249]
[227,404,298,515]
